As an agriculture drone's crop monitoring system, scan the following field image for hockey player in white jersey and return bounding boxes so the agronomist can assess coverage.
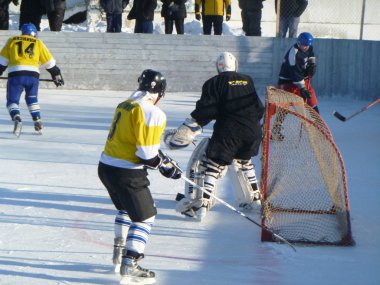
[166,52,265,220]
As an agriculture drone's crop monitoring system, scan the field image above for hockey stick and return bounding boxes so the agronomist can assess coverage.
[0,76,54,82]
[333,98,380,122]
[162,152,296,252]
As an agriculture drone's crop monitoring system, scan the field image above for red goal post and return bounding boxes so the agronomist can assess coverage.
[260,87,354,246]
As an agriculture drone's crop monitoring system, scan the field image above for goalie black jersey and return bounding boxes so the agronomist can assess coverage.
[191,71,264,134]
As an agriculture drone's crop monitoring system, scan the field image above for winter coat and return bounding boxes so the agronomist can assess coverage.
[100,0,129,14]
[195,0,231,17]
[238,0,264,11]
[0,0,17,9]
[160,0,187,19]
[127,0,157,21]
[40,0,66,13]
[275,0,308,18]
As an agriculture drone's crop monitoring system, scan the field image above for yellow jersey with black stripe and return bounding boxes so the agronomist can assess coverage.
[100,91,166,169]
[0,35,56,75]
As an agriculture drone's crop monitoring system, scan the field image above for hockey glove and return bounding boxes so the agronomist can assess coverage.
[168,117,202,149]
[0,64,6,76]
[305,57,316,77]
[158,150,182,179]
[47,66,64,87]
[300,87,312,100]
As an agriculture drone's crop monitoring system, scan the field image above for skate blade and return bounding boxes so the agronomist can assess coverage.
[114,264,121,273]
[120,276,156,285]
[13,121,23,137]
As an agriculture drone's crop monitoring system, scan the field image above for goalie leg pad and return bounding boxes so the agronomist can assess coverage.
[230,160,261,210]
[176,138,209,217]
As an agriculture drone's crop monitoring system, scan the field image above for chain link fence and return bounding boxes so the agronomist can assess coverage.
[9,0,380,40]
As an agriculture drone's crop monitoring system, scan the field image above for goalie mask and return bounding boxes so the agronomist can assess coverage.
[138,69,167,98]
[216,52,238,73]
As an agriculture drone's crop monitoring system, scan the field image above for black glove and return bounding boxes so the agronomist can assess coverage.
[306,58,316,77]
[0,64,6,76]
[47,66,64,87]
[195,13,201,21]
[158,150,181,179]
[300,87,312,100]
[226,15,230,21]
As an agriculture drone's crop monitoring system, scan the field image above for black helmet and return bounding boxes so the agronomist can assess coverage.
[138,69,167,97]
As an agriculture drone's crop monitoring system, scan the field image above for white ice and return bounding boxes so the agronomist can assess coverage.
[0,88,379,285]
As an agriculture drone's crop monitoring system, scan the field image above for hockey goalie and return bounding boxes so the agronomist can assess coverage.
[164,51,265,221]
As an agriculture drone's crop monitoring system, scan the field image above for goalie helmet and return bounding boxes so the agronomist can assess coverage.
[297,32,313,47]
[216,51,238,73]
[21,23,38,37]
[138,69,167,97]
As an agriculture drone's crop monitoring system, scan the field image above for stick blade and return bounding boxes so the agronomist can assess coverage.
[333,111,346,121]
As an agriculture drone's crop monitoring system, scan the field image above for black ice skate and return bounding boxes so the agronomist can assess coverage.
[120,250,156,285]
[13,115,22,137]
[33,117,43,135]
[113,237,125,273]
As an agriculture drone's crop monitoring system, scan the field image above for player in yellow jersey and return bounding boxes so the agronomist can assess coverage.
[0,23,64,137]
[98,69,181,284]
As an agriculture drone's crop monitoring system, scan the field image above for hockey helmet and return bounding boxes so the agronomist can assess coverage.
[21,23,38,37]
[138,69,167,97]
[297,32,313,47]
[216,51,238,73]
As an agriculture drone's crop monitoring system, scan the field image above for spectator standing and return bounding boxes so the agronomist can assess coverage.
[19,0,44,31]
[195,0,231,36]
[238,0,264,36]
[40,0,66,31]
[160,0,187,35]
[100,0,129,32]
[0,23,64,137]
[275,0,308,38]
[0,0,18,30]
[98,69,181,283]
[127,0,157,34]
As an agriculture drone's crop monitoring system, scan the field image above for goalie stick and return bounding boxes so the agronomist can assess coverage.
[333,98,380,122]
[162,152,297,252]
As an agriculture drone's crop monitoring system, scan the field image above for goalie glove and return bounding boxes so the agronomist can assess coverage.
[168,118,202,149]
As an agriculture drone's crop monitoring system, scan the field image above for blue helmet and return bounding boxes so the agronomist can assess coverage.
[297,32,313,46]
[21,23,38,37]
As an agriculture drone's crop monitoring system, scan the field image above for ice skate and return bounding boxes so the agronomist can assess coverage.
[194,199,212,221]
[113,237,125,273]
[33,118,43,135]
[120,251,156,285]
[13,115,22,137]
[239,189,262,211]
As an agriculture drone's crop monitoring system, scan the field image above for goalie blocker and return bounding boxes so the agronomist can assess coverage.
[173,138,261,220]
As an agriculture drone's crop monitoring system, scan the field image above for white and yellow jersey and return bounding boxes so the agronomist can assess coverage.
[100,91,166,169]
[0,35,56,74]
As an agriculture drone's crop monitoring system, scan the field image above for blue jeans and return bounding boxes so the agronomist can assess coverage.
[7,76,40,120]
[279,16,300,38]
[106,13,122,33]
[134,20,153,34]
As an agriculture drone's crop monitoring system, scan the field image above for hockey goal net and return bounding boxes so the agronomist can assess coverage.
[260,87,354,246]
